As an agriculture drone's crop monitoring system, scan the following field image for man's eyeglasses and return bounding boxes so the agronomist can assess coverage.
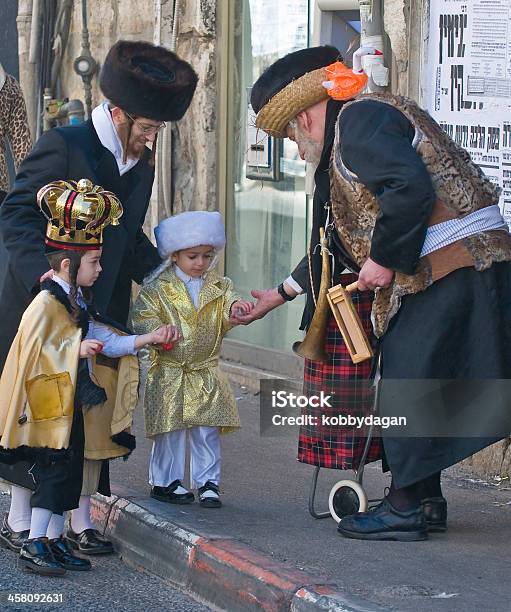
[124,111,166,135]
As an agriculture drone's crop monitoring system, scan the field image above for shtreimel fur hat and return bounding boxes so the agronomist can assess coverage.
[99,40,198,121]
[155,211,226,259]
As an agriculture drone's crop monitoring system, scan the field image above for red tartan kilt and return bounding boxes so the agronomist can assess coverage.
[298,277,382,469]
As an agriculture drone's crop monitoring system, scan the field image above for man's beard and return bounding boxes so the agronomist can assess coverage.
[116,122,146,160]
[295,126,323,166]
[127,139,147,159]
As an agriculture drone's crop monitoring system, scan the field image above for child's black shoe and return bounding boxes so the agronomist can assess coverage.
[49,536,92,570]
[18,537,66,576]
[198,481,222,508]
[0,513,29,552]
[151,480,194,504]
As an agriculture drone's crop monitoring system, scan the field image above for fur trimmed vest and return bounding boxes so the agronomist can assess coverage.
[330,92,511,337]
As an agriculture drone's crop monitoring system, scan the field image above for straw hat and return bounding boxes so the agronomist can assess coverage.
[255,68,329,138]
[251,46,368,138]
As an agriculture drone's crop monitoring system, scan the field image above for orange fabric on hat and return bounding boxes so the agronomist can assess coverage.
[324,61,368,101]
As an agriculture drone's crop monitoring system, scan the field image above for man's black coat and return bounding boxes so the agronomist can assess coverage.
[0,119,161,370]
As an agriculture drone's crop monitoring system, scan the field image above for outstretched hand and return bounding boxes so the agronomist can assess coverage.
[230,288,285,325]
[228,300,255,325]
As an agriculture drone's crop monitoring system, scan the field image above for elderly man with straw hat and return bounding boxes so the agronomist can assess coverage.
[236,45,511,542]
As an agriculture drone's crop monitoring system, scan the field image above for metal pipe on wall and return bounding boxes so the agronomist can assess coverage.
[155,0,179,221]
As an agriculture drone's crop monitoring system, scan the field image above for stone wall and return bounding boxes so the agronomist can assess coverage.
[165,0,218,215]
[53,0,219,230]
[60,0,155,110]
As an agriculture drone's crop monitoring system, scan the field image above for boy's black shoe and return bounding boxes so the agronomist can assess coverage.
[337,498,428,541]
[65,528,114,555]
[49,536,92,570]
[0,514,29,552]
[421,496,448,532]
[18,537,66,576]
[198,481,221,508]
[150,480,195,504]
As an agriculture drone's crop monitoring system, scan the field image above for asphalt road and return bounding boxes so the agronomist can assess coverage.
[110,382,511,612]
[0,493,210,612]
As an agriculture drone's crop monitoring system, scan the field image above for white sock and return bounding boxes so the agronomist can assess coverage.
[7,485,32,532]
[200,489,219,499]
[70,496,94,534]
[46,512,67,540]
[28,507,52,539]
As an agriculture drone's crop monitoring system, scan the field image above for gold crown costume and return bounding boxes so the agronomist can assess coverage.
[37,178,123,252]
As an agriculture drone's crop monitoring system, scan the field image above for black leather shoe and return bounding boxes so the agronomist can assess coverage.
[18,537,66,576]
[337,498,428,541]
[65,528,114,555]
[150,480,195,505]
[198,481,221,508]
[0,514,29,552]
[421,496,447,532]
[49,536,92,570]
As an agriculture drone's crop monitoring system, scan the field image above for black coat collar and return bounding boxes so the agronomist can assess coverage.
[41,279,90,337]
[41,278,134,336]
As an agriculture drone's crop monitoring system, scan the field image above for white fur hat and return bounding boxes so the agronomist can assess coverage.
[154,211,226,259]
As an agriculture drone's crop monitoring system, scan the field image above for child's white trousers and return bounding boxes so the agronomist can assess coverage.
[149,426,221,488]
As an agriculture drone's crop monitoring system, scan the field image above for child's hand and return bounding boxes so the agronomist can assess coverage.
[151,325,181,349]
[229,300,255,325]
[80,339,104,357]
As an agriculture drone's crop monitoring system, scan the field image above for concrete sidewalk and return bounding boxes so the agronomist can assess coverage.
[92,381,511,612]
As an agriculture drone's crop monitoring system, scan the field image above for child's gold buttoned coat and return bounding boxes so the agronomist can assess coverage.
[132,268,241,437]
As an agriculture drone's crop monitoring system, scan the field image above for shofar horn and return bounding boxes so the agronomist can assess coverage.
[293,227,331,363]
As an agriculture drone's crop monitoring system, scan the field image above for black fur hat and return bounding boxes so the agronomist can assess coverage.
[99,40,198,121]
[251,45,341,114]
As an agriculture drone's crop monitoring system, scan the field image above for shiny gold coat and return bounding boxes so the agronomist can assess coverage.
[132,268,241,437]
[0,291,138,459]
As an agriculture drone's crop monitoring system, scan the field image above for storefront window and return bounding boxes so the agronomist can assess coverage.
[225,0,311,352]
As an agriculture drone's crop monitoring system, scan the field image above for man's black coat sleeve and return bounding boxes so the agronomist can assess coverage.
[339,100,436,275]
[291,254,308,290]
[127,225,162,285]
[0,129,68,293]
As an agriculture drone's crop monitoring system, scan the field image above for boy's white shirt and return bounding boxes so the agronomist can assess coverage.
[174,265,205,309]
[91,102,139,176]
[52,274,137,357]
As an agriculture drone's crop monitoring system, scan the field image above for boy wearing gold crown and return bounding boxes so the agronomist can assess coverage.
[0,179,178,576]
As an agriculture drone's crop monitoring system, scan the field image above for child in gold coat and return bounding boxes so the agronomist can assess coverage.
[133,211,253,507]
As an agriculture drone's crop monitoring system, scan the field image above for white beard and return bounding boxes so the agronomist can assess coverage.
[295,125,323,166]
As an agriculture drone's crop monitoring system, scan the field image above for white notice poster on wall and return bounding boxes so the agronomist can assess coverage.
[425,0,511,222]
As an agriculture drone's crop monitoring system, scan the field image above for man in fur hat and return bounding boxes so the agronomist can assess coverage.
[238,45,511,541]
[0,40,197,553]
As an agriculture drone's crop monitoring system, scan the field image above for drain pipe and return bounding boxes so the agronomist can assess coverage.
[28,0,41,64]
[155,0,179,218]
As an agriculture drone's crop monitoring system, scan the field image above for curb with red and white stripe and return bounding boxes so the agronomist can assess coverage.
[91,491,389,612]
